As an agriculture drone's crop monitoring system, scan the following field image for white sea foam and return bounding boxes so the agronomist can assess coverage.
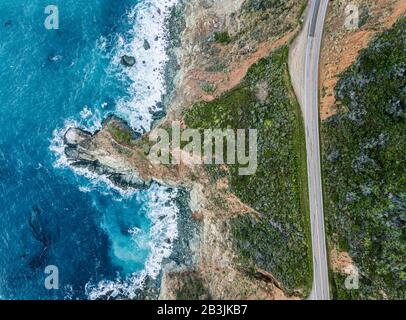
[50,0,181,300]
[112,0,178,132]
[51,0,179,193]
[49,109,137,200]
[85,184,179,300]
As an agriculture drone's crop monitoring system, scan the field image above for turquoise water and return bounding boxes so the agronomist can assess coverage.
[0,0,178,299]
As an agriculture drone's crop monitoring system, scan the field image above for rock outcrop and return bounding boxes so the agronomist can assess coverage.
[121,55,136,67]
[63,125,149,189]
[143,39,151,50]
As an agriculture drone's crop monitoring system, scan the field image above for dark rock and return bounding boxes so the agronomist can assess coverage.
[121,55,136,67]
[143,39,151,50]
[64,146,79,160]
[152,110,166,121]
[133,131,143,140]
[4,20,12,27]
[109,173,146,189]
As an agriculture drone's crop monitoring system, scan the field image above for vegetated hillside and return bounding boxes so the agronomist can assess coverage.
[319,0,406,120]
[185,47,312,296]
[322,17,406,299]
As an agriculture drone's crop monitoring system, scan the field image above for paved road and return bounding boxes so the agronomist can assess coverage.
[304,0,330,300]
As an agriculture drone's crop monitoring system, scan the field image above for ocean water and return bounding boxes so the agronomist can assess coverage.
[0,0,179,299]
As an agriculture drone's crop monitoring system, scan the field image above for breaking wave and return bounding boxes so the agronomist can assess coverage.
[85,184,179,300]
[49,0,180,299]
[111,0,178,132]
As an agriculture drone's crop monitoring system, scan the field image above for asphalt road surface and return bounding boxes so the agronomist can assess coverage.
[304,0,330,300]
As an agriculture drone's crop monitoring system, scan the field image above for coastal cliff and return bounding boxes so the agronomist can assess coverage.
[64,118,149,190]
[63,0,308,300]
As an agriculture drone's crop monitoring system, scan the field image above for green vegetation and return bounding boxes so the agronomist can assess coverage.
[185,47,311,295]
[107,123,134,146]
[206,62,227,73]
[229,0,303,50]
[214,31,232,44]
[175,272,210,300]
[243,0,286,12]
[112,141,133,157]
[358,4,370,29]
[200,82,217,94]
[297,0,307,21]
[322,17,406,299]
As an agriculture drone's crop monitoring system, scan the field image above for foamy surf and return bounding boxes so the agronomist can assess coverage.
[50,0,179,192]
[49,114,138,200]
[50,105,129,190]
[85,184,179,300]
[49,0,181,300]
[112,0,178,132]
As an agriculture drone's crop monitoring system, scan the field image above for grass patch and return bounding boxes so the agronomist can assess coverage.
[214,31,232,44]
[108,123,134,146]
[201,82,217,94]
[243,0,287,12]
[206,62,227,73]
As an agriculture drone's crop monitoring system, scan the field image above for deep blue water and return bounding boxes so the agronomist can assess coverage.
[0,0,176,299]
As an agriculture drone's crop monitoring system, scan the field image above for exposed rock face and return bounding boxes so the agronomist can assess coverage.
[189,183,205,213]
[64,128,92,146]
[121,55,136,67]
[63,126,149,189]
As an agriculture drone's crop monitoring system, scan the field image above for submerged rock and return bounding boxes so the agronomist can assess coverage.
[152,110,166,121]
[143,39,151,50]
[121,55,136,67]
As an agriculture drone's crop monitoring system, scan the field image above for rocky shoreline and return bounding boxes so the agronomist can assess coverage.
[62,0,189,190]
[61,1,201,300]
[62,0,307,300]
[63,117,150,190]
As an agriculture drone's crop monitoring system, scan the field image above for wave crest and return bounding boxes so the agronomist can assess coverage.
[50,0,180,300]
[85,184,179,300]
[112,0,178,132]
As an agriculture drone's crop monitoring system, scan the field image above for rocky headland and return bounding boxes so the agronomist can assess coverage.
[63,0,308,300]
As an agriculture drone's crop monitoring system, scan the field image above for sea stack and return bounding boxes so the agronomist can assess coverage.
[121,55,136,67]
